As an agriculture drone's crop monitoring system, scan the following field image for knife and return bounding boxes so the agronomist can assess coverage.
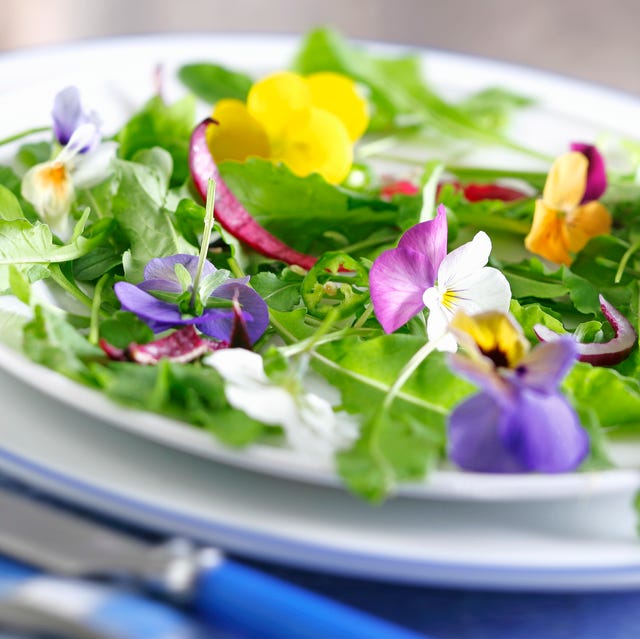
[0,487,428,639]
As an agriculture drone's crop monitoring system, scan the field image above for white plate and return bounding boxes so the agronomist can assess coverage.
[1,33,640,503]
[2,361,640,591]
[2,34,640,589]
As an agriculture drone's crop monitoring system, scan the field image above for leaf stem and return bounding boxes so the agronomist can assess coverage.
[0,125,50,147]
[615,239,640,284]
[88,273,110,344]
[48,264,95,309]
[191,178,216,309]
[382,336,444,411]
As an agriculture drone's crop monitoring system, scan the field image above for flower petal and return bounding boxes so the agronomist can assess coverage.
[423,300,458,352]
[448,392,525,473]
[274,107,353,184]
[143,254,211,287]
[566,201,612,253]
[71,141,117,189]
[570,142,607,202]
[305,72,369,141]
[542,151,588,212]
[197,280,269,344]
[397,204,448,272]
[114,281,188,332]
[247,71,312,141]
[513,338,577,393]
[436,231,491,288]
[52,86,84,146]
[524,199,572,265]
[205,347,267,386]
[21,161,74,237]
[369,246,434,333]
[207,99,271,163]
[499,389,589,472]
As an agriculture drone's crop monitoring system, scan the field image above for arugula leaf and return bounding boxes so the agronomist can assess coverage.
[117,95,196,186]
[458,87,534,131]
[178,63,253,102]
[293,27,538,155]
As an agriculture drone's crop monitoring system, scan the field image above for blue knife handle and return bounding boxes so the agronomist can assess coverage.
[194,558,428,639]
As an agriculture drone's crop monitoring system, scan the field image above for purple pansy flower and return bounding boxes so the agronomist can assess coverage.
[369,204,511,351]
[52,86,101,151]
[447,311,588,473]
[569,142,607,204]
[114,254,269,345]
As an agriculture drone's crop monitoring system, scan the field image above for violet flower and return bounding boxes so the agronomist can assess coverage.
[369,204,511,351]
[114,254,269,345]
[52,86,101,151]
[447,311,588,473]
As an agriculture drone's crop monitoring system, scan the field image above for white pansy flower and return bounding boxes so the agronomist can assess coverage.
[422,231,512,352]
[21,123,116,239]
[205,348,358,459]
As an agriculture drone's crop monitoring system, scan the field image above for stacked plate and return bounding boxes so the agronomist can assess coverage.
[1,34,640,592]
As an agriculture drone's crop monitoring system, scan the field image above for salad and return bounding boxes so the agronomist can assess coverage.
[0,28,639,503]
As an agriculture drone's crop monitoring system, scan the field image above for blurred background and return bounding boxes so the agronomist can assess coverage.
[0,0,639,94]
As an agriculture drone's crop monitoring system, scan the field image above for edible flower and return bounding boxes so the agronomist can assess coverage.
[22,87,115,239]
[369,204,511,351]
[206,71,369,184]
[51,85,101,149]
[205,349,358,458]
[114,254,269,345]
[447,311,588,473]
[524,143,611,265]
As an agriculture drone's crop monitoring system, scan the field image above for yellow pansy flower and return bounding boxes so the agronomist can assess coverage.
[524,145,611,266]
[206,71,369,185]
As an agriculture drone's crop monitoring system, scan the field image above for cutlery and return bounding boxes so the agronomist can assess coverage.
[0,487,428,639]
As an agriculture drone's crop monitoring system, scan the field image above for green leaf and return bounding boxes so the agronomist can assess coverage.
[94,359,266,447]
[178,63,253,103]
[17,141,51,169]
[99,311,154,349]
[251,271,302,313]
[0,219,109,266]
[338,409,443,501]
[111,157,197,282]
[116,95,196,186]
[564,363,640,437]
[458,87,534,131]
[0,185,25,221]
[501,259,569,300]
[218,158,398,254]
[509,299,565,342]
[22,306,102,383]
[315,334,473,418]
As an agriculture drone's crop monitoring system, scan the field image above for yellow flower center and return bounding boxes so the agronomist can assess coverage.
[451,311,529,369]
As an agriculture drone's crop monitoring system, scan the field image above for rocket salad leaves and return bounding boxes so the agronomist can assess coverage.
[0,27,639,503]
